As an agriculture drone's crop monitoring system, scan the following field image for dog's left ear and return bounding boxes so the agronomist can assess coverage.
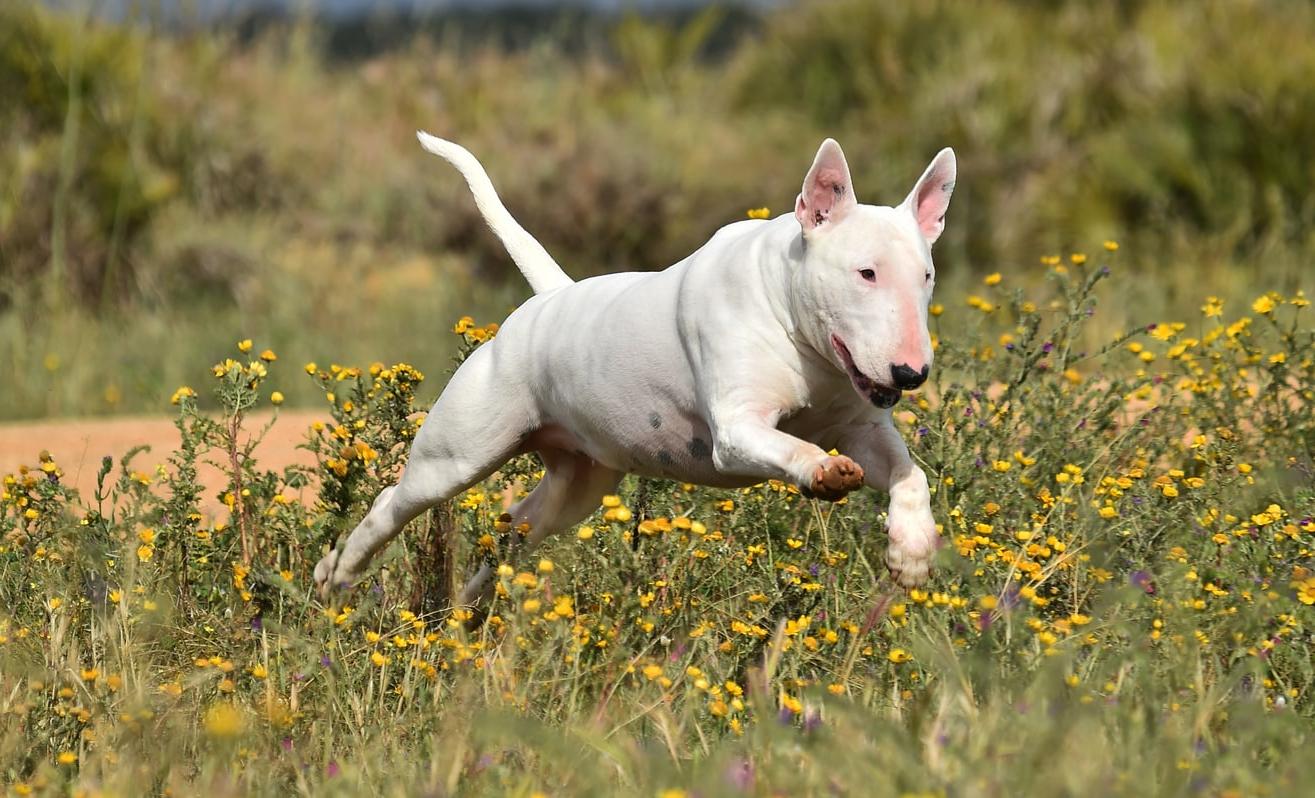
[902,148,956,245]
[795,139,857,234]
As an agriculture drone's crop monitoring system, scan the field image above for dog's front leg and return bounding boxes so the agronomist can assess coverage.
[710,409,865,500]
[836,419,938,587]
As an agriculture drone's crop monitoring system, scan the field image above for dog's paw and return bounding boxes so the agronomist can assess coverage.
[804,455,865,501]
[885,507,939,588]
[885,543,931,588]
[313,548,357,603]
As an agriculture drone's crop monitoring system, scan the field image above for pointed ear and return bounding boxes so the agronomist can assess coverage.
[903,148,956,245]
[795,139,857,233]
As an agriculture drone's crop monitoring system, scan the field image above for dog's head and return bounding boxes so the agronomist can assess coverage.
[790,139,955,408]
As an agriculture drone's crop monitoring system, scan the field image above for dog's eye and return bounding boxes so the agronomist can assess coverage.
[859,268,876,283]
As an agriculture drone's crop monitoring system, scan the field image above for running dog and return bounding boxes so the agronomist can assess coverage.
[315,133,955,604]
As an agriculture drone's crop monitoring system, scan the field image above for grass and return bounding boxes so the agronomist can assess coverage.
[3,1,1314,792]
[2,257,1313,796]
[5,0,1315,418]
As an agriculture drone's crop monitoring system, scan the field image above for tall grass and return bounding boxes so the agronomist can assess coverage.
[1,258,1312,795]
[2,0,1315,420]
[2,0,1314,418]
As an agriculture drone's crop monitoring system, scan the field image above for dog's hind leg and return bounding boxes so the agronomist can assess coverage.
[455,449,620,609]
[314,347,536,600]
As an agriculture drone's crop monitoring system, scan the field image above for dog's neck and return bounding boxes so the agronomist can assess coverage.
[775,229,839,374]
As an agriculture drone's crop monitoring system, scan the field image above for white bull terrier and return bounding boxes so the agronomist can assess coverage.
[315,133,955,604]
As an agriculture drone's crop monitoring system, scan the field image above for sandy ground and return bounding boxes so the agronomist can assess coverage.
[0,410,324,515]
[0,381,1203,518]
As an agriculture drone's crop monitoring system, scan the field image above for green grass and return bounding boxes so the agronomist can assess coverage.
[4,0,1315,418]
[2,261,1313,796]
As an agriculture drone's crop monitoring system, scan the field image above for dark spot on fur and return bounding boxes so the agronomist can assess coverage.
[813,210,825,226]
[649,413,662,429]
[832,183,845,197]
[658,449,674,466]
[687,438,712,460]
[941,180,955,194]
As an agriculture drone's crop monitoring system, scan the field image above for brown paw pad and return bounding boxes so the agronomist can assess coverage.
[807,456,865,501]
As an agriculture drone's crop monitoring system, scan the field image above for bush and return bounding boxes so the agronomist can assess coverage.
[4,0,1314,418]
[734,0,1315,286]
[1,262,1312,794]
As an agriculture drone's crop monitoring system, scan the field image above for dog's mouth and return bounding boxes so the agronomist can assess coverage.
[831,335,901,409]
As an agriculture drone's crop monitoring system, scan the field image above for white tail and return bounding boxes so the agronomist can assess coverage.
[416,131,573,295]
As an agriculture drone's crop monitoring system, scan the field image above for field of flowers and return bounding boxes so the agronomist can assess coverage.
[2,248,1313,796]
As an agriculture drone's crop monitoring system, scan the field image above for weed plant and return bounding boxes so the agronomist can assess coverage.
[2,254,1312,796]
[5,0,1315,417]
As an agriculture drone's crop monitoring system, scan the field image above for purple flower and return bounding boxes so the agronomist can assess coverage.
[1130,570,1155,595]
[803,708,823,733]
[320,655,332,668]
[251,617,263,632]
[326,761,340,778]
[1001,583,1021,610]
[725,758,755,792]
[917,427,930,437]
[1042,342,1054,353]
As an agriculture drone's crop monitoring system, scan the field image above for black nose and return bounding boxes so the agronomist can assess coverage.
[891,363,929,390]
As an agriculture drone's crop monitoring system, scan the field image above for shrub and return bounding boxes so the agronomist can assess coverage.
[1,262,1311,794]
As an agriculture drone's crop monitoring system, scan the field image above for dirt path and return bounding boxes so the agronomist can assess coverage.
[0,410,324,516]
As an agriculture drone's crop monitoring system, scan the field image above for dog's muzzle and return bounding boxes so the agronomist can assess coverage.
[831,335,902,409]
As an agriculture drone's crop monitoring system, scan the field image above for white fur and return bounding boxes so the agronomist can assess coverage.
[416,132,572,295]
[314,135,955,603]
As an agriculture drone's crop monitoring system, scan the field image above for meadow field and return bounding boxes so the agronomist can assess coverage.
[3,0,1315,795]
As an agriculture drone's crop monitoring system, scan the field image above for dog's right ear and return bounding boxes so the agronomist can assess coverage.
[795,139,856,234]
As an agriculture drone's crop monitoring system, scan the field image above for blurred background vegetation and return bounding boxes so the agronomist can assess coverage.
[2,0,1312,419]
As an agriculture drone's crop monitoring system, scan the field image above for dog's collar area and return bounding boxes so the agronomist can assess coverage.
[830,334,902,408]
